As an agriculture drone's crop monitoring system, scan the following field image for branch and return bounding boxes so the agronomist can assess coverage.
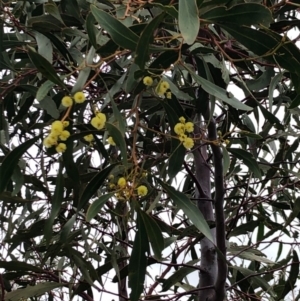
[205,115,227,301]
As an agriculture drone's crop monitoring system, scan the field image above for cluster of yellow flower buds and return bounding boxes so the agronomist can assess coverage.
[108,175,148,201]
[43,120,70,153]
[174,116,195,150]
[143,76,172,99]
[91,112,106,130]
[61,91,86,107]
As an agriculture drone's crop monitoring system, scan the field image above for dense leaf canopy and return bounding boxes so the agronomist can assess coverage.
[1,0,300,301]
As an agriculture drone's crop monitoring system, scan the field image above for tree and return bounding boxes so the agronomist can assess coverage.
[1,0,300,300]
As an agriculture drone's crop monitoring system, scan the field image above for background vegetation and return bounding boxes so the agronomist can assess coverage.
[1,0,300,300]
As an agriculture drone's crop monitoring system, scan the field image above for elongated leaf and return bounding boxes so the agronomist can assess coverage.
[178,0,199,45]
[91,5,138,50]
[59,214,76,243]
[190,70,252,111]
[106,122,128,166]
[135,13,165,69]
[278,251,299,300]
[78,164,116,211]
[158,180,214,242]
[86,12,98,49]
[129,212,149,301]
[162,266,195,292]
[232,266,276,297]
[139,210,164,260]
[228,148,262,179]
[44,163,64,245]
[0,137,38,193]
[5,282,64,301]
[168,141,185,179]
[0,261,44,273]
[201,3,272,27]
[36,80,55,101]
[27,46,66,89]
[86,192,115,222]
[221,145,230,176]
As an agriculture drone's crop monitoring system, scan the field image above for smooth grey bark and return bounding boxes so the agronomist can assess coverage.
[194,116,217,301]
[194,110,227,301]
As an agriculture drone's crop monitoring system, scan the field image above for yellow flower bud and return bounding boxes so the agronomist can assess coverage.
[183,137,194,150]
[59,130,70,141]
[61,96,73,107]
[137,185,148,196]
[73,91,86,103]
[143,76,153,86]
[51,120,64,136]
[179,116,186,124]
[91,115,106,130]
[174,123,185,135]
[56,143,67,153]
[166,91,172,99]
[160,80,169,90]
[118,177,127,188]
[184,122,194,133]
[107,136,116,146]
[84,134,94,142]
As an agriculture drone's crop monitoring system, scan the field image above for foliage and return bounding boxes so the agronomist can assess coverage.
[1,0,300,301]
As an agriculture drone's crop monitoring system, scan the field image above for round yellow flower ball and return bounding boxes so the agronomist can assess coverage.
[56,143,67,153]
[107,136,116,146]
[73,91,86,103]
[51,120,64,136]
[59,130,70,141]
[183,137,194,150]
[174,123,185,135]
[137,185,148,197]
[184,122,194,133]
[118,177,127,188]
[160,81,170,90]
[91,116,105,130]
[143,76,153,86]
[84,134,94,142]
[61,96,73,107]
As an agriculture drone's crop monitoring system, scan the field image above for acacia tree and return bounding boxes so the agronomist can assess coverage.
[1,0,300,300]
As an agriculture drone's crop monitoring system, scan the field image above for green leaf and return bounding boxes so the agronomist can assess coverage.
[157,179,214,242]
[277,251,299,300]
[178,0,199,45]
[27,46,66,89]
[189,69,252,111]
[129,210,149,301]
[78,164,116,211]
[0,261,44,273]
[91,5,138,50]
[221,145,230,176]
[162,266,195,292]
[168,140,185,179]
[234,266,277,297]
[4,282,64,301]
[135,13,165,69]
[139,210,164,260]
[201,3,272,27]
[221,24,300,76]
[44,163,64,245]
[106,122,128,166]
[0,137,39,193]
[86,12,98,49]
[86,192,115,222]
[28,15,65,32]
[228,148,262,179]
[59,214,76,243]
[36,96,60,119]
[36,80,55,101]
